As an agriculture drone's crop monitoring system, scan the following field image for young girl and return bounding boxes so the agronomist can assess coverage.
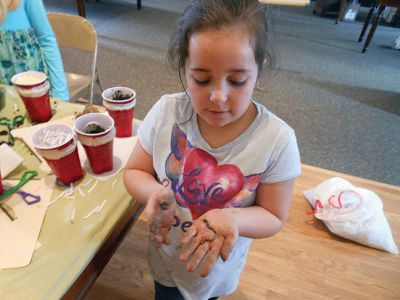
[0,0,69,100]
[124,0,301,299]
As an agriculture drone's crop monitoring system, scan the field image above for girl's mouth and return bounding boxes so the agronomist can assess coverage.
[208,110,228,114]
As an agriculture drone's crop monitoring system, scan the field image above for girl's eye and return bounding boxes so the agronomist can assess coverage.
[194,79,210,86]
[229,80,247,87]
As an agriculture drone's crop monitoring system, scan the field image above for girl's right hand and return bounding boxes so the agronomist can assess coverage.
[146,185,176,247]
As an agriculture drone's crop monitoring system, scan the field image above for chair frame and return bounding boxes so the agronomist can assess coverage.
[48,12,101,103]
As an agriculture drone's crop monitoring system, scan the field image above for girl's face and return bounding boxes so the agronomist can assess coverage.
[185,26,259,129]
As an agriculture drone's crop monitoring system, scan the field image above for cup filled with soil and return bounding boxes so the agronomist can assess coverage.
[74,113,115,174]
[102,87,136,138]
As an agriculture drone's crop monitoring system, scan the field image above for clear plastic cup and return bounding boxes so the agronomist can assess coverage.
[32,124,83,185]
[74,113,115,174]
[11,71,52,123]
[102,87,136,138]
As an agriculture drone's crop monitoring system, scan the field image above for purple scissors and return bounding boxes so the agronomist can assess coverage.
[15,189,41,205]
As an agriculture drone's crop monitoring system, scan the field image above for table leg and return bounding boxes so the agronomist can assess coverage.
[77,0,86,18]
[358,1,378,42]
[362,4,385,53]
[336,0,347,24]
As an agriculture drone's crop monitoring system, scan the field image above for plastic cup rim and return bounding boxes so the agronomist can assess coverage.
[102,86,136,103]
[74,112,115,137]
[11,71,48,87]
[32,124,75,150]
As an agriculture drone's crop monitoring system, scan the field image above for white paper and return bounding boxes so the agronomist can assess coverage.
[0,144,23,178]
[0,176,56,269]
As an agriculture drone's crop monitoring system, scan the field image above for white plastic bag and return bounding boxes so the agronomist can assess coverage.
[303,177,399,255]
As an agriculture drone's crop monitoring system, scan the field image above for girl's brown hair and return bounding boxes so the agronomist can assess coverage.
[167,0,274,76]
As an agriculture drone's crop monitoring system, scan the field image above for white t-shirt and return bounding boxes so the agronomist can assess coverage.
[138,92,301,299]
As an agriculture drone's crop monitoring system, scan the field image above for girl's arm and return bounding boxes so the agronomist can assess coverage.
[123,141,161,204]
[124,141,176,247]
[225,178,296,239]
[26,0,69,100]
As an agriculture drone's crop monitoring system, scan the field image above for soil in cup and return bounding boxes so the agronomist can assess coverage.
[112,90,134,100]
[84,122,106,134]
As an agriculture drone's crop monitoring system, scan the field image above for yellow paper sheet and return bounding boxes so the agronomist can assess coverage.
[0,175,56,269]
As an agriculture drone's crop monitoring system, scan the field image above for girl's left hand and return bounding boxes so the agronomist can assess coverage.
[179,209,239,277]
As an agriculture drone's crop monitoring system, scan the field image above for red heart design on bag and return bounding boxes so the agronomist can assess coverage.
[175,148,244,219]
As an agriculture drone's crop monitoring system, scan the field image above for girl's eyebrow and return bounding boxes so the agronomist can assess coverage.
[190,67,251,73]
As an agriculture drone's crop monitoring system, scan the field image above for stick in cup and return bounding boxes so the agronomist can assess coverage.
[32,124,83,185]
[74,113,115,174]
[11,71,52,123]
[102,87,136,138]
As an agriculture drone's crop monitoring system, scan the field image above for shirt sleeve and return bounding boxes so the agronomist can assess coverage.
[137,98,164,155]
[261,130,301,184]
[26,0,69,100]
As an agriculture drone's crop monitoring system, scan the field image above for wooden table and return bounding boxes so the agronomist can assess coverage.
[234,164,400,299]
[0,85,143,299]
[86,164,400,299]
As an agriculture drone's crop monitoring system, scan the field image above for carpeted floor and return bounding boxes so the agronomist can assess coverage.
[44,0,400,186]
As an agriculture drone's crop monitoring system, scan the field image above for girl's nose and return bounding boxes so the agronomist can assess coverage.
[210,86,228,104]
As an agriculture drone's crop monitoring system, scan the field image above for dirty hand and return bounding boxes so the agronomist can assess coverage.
[146,183,176,247]
[179,209,239,277]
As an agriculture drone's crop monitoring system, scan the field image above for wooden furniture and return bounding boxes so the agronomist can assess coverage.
[48,13,103,104]
[358,0,400,52]
[314,0,341,16]
[86,164,400,299]
[0,85,143,300]
[336,0,347,23]
[76,0,86,18]
[76,0,142,18]
[232,164,400,299]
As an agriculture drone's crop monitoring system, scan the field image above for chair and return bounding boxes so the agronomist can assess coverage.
[47,13,102,103]
[358,0,400,53]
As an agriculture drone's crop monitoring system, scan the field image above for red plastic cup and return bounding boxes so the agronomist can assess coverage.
[102,87,136,138]
[11,71,52,123]
[32,124,83,185]
[74,113,115,174]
